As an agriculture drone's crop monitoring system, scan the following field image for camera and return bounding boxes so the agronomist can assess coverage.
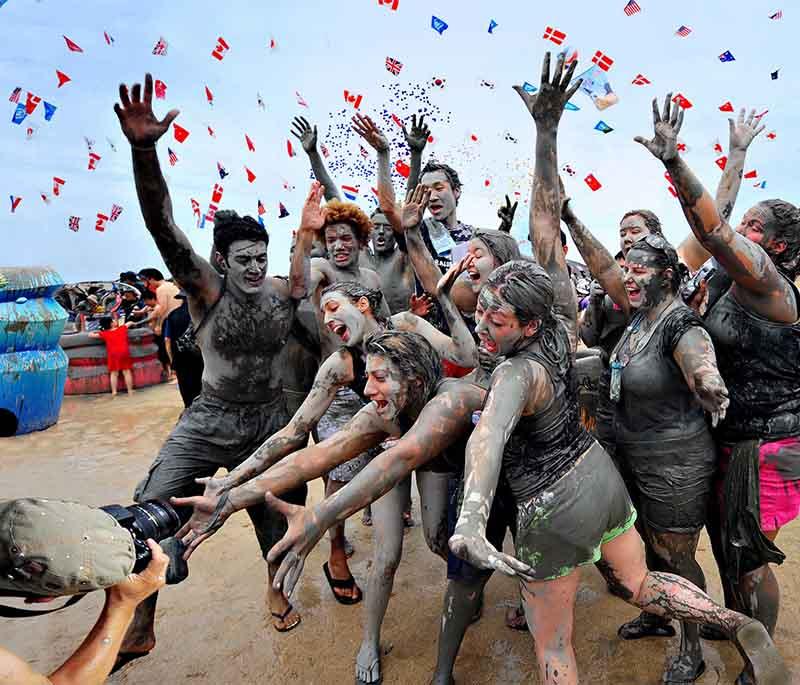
[101,500,180,572]
[681,257,718,304]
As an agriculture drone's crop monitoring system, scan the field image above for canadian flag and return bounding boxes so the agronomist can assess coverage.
[379,0,399,9]
[53,177,65,196]
[95,212,109,232]
[591,51,614,72]
[211,36,230,60]
[344,90,363,109]
[88,152,101,170]
[25,92,41,115]
[245,167,257,183]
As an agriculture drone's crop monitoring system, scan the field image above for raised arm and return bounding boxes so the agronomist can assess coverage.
[403,114,430,194]
[497,195,519,233]
[114,74,220,309]
[289,181,327,299]
[291,116,341,202]
[265,382,485,596]
[635,95,794,321]
[513,53,582,350]
[449,359,539,579]
[398,185,446,295]
[678,108,765,270]
[672,327,729,428]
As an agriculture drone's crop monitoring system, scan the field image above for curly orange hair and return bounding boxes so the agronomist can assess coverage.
[319,200,373,246]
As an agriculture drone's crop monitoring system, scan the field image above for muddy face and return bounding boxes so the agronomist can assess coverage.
[474,287,538,356]
[320,291,368,347]
[222,239,268,295]
[466,238,496,293]
[623,248,670,309]
[371,214,396,255]
[363,355,410,422]
[420,170,459,223]
[619,214,651,256]
[325,223,359,269]
[735,203,788,260]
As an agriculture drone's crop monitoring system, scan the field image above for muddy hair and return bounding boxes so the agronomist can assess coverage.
[421,161,462,195]
[321,281,385,319]
[620,209,664,236]
[627,236,687,294]
[473,229,522,267]
[364,330,441,408]
[760,199,800,279]
[213,210,269,259]
[483,260,556,329]
[320,200,373,247]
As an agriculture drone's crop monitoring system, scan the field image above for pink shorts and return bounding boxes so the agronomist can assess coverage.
[718,437,800,532]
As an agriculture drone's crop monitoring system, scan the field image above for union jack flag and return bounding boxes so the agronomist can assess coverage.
[152,36,168,56]
[542,26,566,45]
[769,10,783,19]
[385,56,403,76]
[168,147,178,166]
[359,145,369,159]
[632,73,651,85]
[623,0,641,15]
[68,216,80,232]
[110,204,123,222]
[675,25,692,37]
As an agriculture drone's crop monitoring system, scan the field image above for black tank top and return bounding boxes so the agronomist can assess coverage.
[500,323,595,501]
[704,277,800,441]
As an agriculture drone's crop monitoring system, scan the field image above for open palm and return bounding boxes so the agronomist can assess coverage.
[114,73,179,147]
[634,94,684,162]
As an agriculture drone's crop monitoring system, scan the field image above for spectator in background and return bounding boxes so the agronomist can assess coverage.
[138,268,181,378]
[163,292,204,407]
[89,316,135,397]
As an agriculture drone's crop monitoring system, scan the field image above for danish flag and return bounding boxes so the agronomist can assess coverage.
[53,177,65,196]
[592,51,614,71]
[542,26,566,45]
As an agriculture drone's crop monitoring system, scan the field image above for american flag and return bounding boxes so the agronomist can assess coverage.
[542,26,566,45]
[675,25,692,37]
[168,147,178,166]
[769,10,783,19]
[68,216,80,232]
[623,0,641,16]
[8,87,21,103]
[152,37,168,56]
[110,204,123,222]
[385,56,403,76]
[632,73,651,85]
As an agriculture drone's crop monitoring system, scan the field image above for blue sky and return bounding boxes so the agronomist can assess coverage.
[2,0,796,282]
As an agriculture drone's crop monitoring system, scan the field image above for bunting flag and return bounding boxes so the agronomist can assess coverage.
[584,173,602,191]
[56,70,71,88]
[25,92,41,114]
[11,104,27,124]
[632,74,651,85]
[245,167,256,183]
[719,101,734,112]
[109,204,123,221]
[191,198,201,223]
[675,25,692,37]
[342,185,360,200]
[211,36,230,60]
[40,193,50,204]
[63,35,83,52]
[245,134,255,151]
[320,143,330,158]
[106,137,117,152]
[295,91,308,107]
[87,152,101,170]
[43,102,57,121]
[257,199,266,216]
[168,147,178,166]
[278,202,290,218]
[173,123,190,142]
[716,156,728,170]
[207,125,216,138]
[205,85,214,106]
[257,93,266,110]
[10,196,21,213]
[154,79,167,99]
[152,36,168,56]
[104,31,114,45]
[53,177,65,196]
[9,87,21,103]
[744,169,758,179]
[488,19,498,33]
[287,139,296,157]
[68,216,81,232]
[217,162,229,179]
[95,212,109,232]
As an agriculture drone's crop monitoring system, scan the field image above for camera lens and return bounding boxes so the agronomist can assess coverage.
[127,500,181,542]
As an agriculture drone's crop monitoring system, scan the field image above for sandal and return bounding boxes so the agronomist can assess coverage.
[111,651,150,674]
[271,603,301,633]
[355,657,381,685]
[323,561,363,605]
[618,612,676,640]
[663,653,706,684]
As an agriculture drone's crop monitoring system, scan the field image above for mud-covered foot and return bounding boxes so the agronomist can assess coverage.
[663,653,706,684]
[733,620,790,685]
[112,636,154,674]
[356,642,381,684]
[618,612,676,640]
[344,536,355,558]
[505,604,528,631]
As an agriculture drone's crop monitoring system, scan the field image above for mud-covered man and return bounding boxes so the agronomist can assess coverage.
[111,73,316,659]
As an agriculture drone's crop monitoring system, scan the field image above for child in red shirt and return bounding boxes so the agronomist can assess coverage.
[89,316,135,396]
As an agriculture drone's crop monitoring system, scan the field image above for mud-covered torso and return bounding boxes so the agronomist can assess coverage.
[704,277,800,441]
[613,304,708,444]
[195,281,295,403]
[372,251,415,315]
[501,325,594,501]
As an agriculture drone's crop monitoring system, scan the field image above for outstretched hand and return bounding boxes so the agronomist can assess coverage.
[400,185,431,233]
[299,180,327,233]
[170,477,232,560]
[264,492,326,598]
[114,74,179,148]
[409,293,434,317]
[351,113,389,152]
[497,195,518,232]
[729,108,765,153]
[436,254,475,296]
[634,94,685,163]
[290,116,318,154]
[402,114,430,152]
[449,530,537,581]
[513,52,582,130]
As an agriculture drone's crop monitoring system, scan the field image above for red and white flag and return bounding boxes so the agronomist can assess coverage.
[191,198,201,222]
[104,31,114,45]
[53,177,65,196]
[675,25,692,37]
[584,173,602,191]
[542,26,566,45]
[154,79,167,99]
[385,56,403,75]
[87,152,101,170]
[744,169,758,179]
[287,139,296,157]
[623,0,641,16]
[205,85,214,106]
[715,156,728,170]
[592,51,614,71]
[152,36,168,56]
[25,92,41,115]
[632,74,651,85]
[719,101,734,113]
[10,196,21,213]
[378,0,399,9]
[344,90,363,109]
[8,87,21,103]
[95,212,109,232]
[68,216,81,232]
[672,93,693,109]
[295,91,308,107]
[110,204,123,222]
[211,36,230,60]
[320,143,330,158]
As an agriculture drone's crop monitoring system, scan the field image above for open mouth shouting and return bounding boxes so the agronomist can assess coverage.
[327,320,350,342]
[626,283,642,304]
[333,251,351,265]
[479,334,498,354]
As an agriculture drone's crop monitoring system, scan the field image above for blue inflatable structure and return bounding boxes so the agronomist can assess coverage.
[0,267,69,436]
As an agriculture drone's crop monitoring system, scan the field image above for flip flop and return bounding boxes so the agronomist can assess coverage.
[271,603,301,633]
[733,620,790,685]
[618,613,676,640]
[355,657,381,685]
[323,561,363,605]
[111,651,150,674]
[663,654,706,684]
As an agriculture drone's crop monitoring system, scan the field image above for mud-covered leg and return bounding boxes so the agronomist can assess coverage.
[416,470,450,559]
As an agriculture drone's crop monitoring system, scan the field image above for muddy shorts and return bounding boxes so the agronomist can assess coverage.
[134,386,308,565]
[513,441,637,581]
[617,428,716,535]
[318,387,379,483]
[446,473,517,582]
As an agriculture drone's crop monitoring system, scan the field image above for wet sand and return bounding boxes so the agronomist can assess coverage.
[2,382,798,684]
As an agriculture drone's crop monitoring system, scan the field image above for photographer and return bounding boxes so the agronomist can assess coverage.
[0,499,169,685]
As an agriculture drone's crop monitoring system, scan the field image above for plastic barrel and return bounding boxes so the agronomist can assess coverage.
[60,327,164,394]
[0,266,69,436]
